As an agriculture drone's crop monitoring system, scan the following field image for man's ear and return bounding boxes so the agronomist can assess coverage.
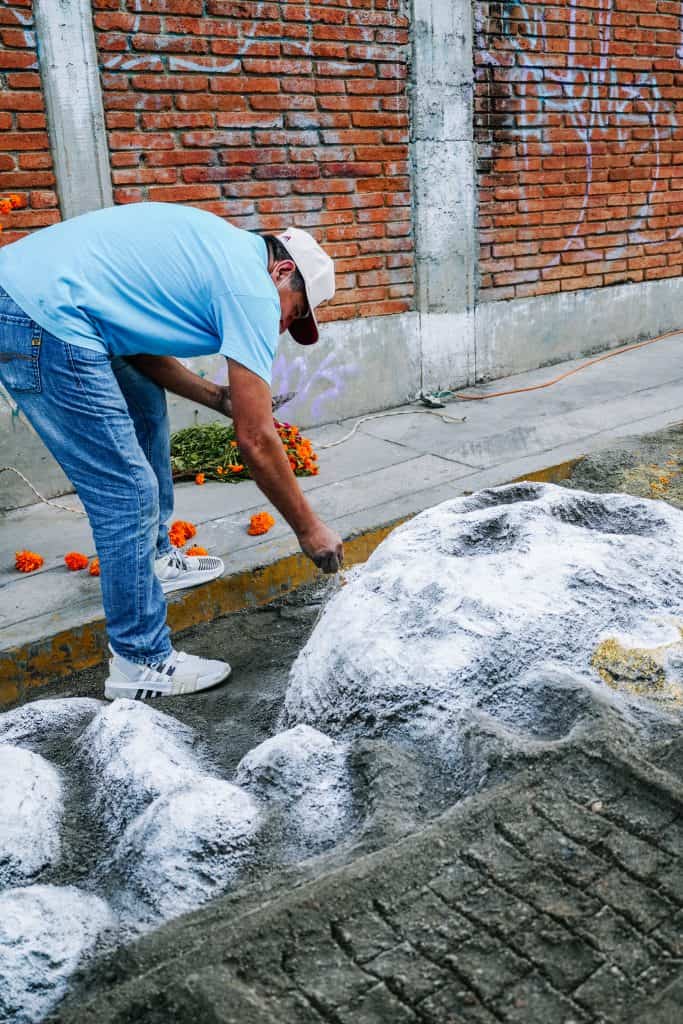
[272,258,297,286]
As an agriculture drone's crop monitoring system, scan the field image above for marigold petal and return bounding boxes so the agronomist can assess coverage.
[15,549,44,573]
[169,519,197,546]
[89,557,100,577]
[186,545,208,556]
[247,511,275,536]
[64,551,89,571]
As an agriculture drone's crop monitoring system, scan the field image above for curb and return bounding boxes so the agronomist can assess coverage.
[0,459,580,707]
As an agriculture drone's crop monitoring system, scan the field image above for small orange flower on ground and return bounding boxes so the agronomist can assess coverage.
[216,466,225,475]
[15,550,44,573]
[248,511,275,536]
[64,551,89,571]
[8,194,26,209]
[89,557,100,577]
[195,473,206,485]
[186,545,208,556]
[169,519,197,547]
[0,200,11,216]
[229,464,244,474]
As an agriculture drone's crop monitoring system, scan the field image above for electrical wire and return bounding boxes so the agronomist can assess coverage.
[451,330,681,401]
[318,408,466,449]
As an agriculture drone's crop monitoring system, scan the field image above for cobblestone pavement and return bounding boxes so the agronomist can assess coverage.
[54,735,683,1024]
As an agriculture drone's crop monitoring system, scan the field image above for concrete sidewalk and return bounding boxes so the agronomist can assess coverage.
[2,333,682,701]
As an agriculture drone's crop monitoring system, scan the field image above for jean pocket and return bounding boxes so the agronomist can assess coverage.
[0,315,42,393]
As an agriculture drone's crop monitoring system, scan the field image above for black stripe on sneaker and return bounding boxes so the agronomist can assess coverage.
[135,688,143,700]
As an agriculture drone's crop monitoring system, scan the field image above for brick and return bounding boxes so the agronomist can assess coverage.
[0,132,48,152]
[0,51,37,70]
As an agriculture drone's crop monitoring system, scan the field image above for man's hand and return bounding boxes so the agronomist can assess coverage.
[298,521,344,574]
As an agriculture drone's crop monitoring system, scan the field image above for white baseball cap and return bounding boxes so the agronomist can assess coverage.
[276,227,335,345]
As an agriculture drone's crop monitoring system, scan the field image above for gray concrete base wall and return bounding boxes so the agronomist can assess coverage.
[475,276,683,381]
[2,275,681,510]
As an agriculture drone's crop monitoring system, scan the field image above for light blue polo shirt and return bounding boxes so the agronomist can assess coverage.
[0,202,280,385]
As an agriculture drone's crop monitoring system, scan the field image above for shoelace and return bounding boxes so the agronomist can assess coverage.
[167,550,188,573]
[166,550,218,572]
[148,650,182,677]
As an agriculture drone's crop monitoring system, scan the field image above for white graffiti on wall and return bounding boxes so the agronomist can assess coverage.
[480,0,682,268]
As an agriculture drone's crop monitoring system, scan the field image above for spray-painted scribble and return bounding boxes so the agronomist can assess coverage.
[478,0,683,275]
[271,349,359,423]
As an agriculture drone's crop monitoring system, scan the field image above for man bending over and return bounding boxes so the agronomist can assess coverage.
[0,203,343,700]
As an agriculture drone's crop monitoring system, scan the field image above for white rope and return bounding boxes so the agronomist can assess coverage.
[318,407,467,450]
[0,466,87,516]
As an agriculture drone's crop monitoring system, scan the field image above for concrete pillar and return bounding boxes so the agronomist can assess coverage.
[34,0,113,219]
[411,0,477,389]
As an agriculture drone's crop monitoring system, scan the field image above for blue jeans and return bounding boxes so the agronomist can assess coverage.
[0,286,174,665]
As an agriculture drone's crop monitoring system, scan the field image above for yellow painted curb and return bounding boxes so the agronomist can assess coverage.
[512,458,582,485]
[0,456,585,708]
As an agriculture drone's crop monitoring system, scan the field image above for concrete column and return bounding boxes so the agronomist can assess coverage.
[411,0,477,389]
[34,0,113,219]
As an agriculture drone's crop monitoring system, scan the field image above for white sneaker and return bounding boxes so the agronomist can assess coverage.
[104,648,231,701]
[155,549,224,594]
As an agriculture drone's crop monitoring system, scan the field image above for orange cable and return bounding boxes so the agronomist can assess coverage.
[452,330,681,401]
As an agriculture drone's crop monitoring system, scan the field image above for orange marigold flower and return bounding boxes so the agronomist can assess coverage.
[0,200,11,216]
[15,549,43,573]
[9,193,26,209]
[248,511,275,536]
[169,519,197,547]
[89,557,100,577]
[195,473,206,485]
[230,464,244,473]
[186,545,208,556]
[64,551,89,571]
[229,440,238,448]
[216,466,225,475]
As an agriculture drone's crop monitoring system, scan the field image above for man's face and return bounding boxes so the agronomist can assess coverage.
[270,260,308,335]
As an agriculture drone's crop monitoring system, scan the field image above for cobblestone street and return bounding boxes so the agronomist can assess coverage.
[55,734,683,1024]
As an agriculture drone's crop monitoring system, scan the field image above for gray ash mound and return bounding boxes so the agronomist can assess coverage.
[284,483,683,751]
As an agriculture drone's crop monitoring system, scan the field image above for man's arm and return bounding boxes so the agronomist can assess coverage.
[228,358,343,574]
[127,354,233,416]
[127,355,291,416]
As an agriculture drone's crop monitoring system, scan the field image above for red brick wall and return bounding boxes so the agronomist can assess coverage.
[92,0,414,324]
[0,0,59,244]
[475,1,683,302]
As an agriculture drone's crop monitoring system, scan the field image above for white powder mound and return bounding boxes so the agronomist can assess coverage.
[77,699,201,834]
[113,779,260,927]
[0,885,114,1024]
[283,483,683,748]
[0,698,104,747]
[0,745,63,887]
[235,725,351,847]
